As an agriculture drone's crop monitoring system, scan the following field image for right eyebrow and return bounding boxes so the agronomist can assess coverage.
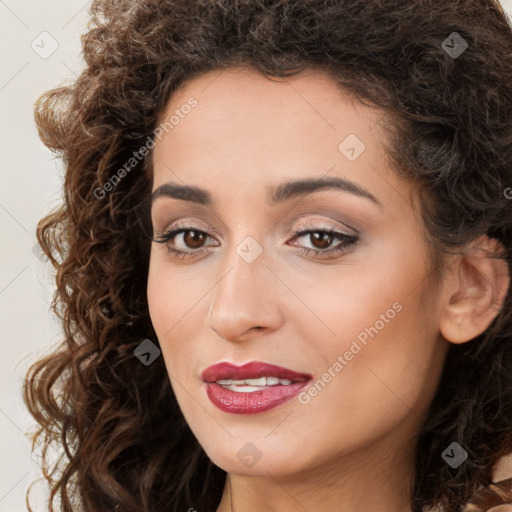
[151,182,212,206]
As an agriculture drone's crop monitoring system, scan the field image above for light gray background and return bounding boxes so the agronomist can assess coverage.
[1,1,512,510]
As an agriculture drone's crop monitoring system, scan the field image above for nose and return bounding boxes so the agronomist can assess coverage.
[206,242,283,342]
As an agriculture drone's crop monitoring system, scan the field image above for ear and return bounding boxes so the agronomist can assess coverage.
[439,235,510,344]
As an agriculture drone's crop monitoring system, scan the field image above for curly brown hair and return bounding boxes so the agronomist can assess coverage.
[24,0,512,511]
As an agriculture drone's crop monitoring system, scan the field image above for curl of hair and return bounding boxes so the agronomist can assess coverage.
[25,1,512,511]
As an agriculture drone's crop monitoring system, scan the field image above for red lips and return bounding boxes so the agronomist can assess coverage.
[201,361,314,414]
[201,361,312,383]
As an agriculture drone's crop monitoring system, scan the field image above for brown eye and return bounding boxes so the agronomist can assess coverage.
[291,226,359,259]
[152,225,218,258]
[182,230,207,249]
[309,231,334,250]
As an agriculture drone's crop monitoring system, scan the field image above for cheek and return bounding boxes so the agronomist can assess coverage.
[290,244,443,419]
[278,236,428,352]
[147,254,204,330]
[146,256,210,373]
[289,311,443,468]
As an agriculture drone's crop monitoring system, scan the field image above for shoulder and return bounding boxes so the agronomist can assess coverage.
[462,478,512,512]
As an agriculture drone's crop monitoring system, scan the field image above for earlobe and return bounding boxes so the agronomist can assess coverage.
[439,235,510,345]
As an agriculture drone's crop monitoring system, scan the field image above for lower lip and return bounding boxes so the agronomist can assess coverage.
[204,381,310,414]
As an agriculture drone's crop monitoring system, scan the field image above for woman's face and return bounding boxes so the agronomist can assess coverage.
[147,67,450,478]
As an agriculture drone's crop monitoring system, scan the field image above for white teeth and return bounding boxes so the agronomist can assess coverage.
[215,376,295,391]
[224,385,265,392]
[245,377,267,386]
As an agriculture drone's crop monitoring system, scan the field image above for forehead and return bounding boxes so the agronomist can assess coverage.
[153,66,386,162]
[150,67,403,208]
[166,67,361,118]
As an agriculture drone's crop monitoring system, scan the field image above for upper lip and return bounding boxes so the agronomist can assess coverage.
[201,361,313,383]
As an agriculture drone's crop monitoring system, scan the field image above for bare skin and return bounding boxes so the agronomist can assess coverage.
[146,67,509,512]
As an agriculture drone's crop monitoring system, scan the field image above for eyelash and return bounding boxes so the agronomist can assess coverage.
[152,221,359,260]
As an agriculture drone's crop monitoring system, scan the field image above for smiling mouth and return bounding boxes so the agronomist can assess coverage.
[201,361,313,414]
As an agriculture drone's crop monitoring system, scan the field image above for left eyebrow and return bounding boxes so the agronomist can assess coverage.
[267,176,382,208]
[151,176,382,208]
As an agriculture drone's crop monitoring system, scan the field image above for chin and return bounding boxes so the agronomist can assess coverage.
[201,435,315,478]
